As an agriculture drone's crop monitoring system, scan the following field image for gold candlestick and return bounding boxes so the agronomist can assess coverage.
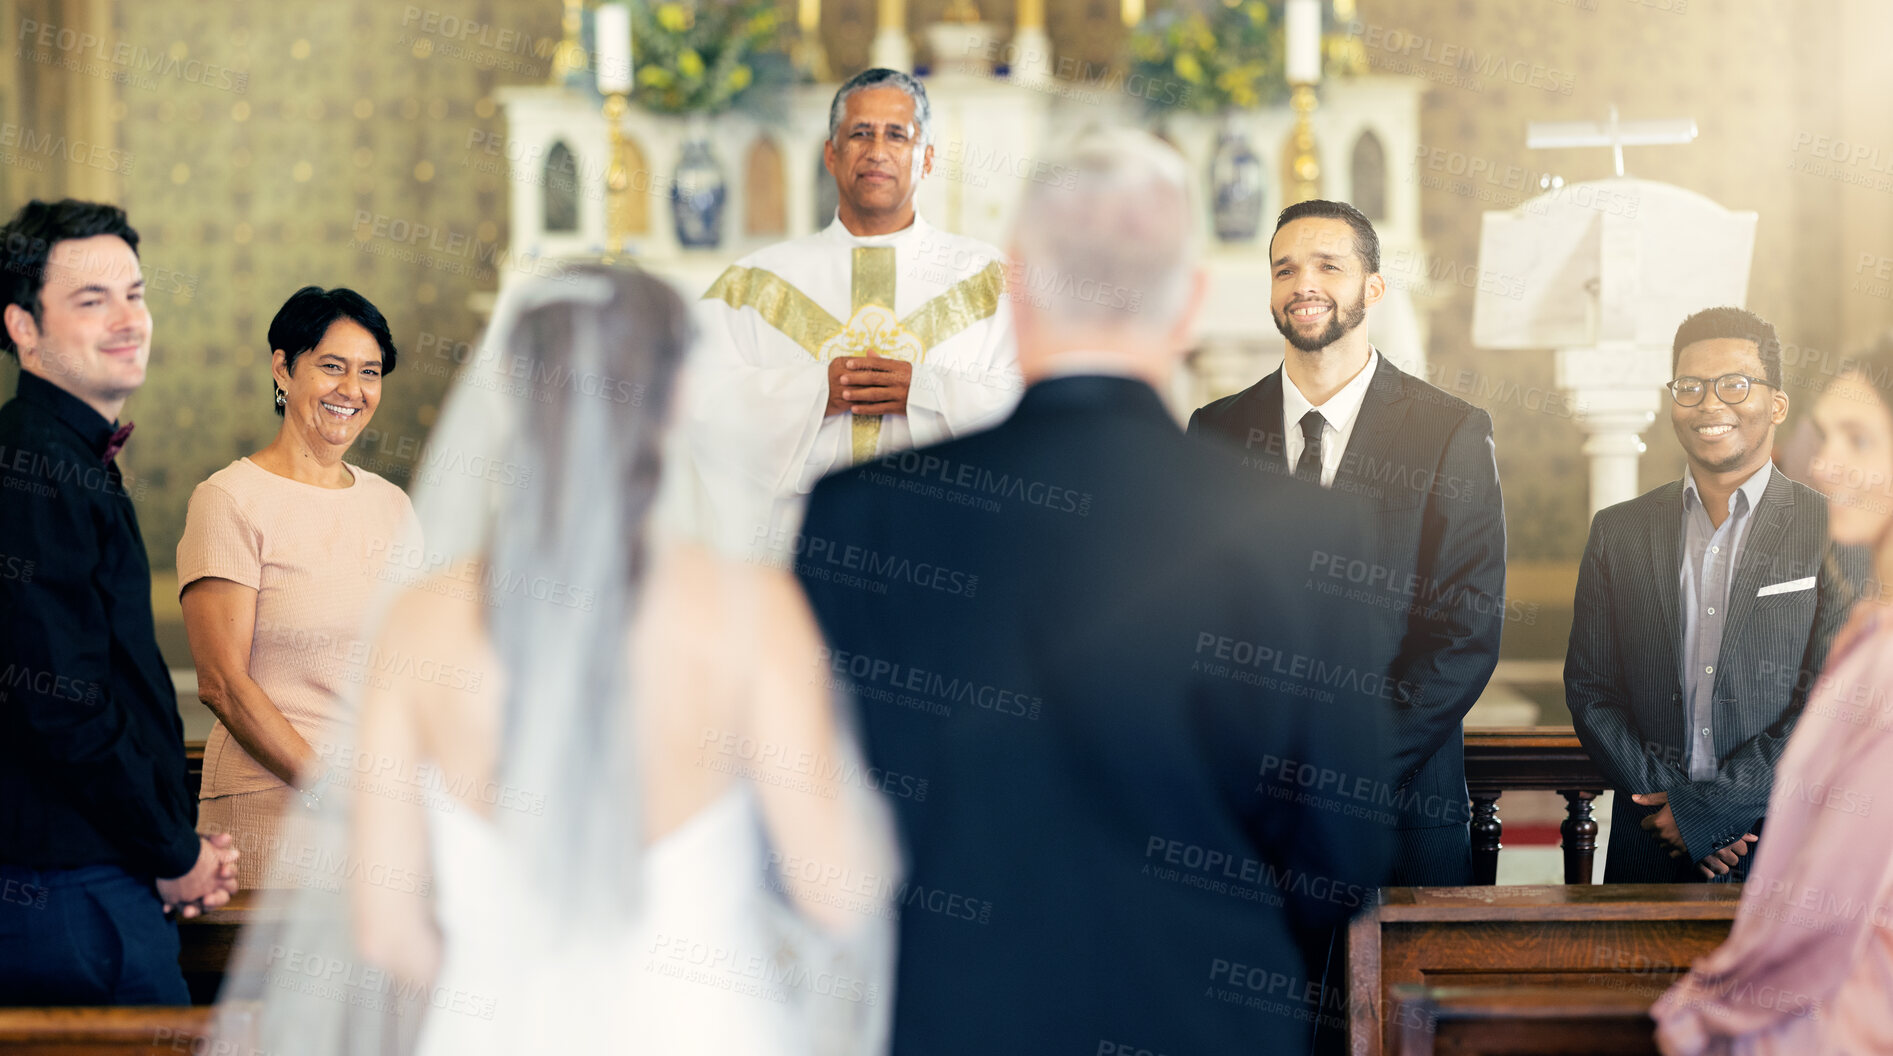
[548,0,585,84]
[602,92,632,259]
[1286,82,1322,204]
[871,0,911,70]
[797,0,832,80]
[1327,0,1369,76]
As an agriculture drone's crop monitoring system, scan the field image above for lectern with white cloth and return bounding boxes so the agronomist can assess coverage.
[1473,177,1758,516]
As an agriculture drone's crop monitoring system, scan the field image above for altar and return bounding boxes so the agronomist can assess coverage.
[492,4,1433,417]
[492,5,1431,418]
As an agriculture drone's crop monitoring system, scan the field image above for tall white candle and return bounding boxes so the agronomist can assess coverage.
[1285,0,1320,84]
[595,2,633,94]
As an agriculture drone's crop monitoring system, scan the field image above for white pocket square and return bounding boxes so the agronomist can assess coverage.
[1757,577,1816,597]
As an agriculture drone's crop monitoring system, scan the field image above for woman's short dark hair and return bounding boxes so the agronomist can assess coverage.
[267,285,399,416]
[1671,306,1783,389]
[0,199,141,359]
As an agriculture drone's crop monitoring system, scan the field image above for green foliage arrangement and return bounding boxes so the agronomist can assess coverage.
[1128,1,1286,114]
[628,0,786,114]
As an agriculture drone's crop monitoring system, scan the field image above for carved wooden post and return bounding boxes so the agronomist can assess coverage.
[1558,789,1600,885]
[1469,791,1502,885]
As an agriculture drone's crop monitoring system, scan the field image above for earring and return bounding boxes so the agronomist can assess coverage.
[275,390,287,409]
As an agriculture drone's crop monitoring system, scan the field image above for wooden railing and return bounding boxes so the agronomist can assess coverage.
[0,1006,215,1054]
[1463,726,1608,885]
[188,728,1612,885]
[185,743,203,803]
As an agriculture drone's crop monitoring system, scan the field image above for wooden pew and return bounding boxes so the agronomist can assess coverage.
[1349,884,1738,1056]
[1390,985,1660,1056]
[0,1007,212,1055]
[185,743,203,805]
[177,890,261,1005]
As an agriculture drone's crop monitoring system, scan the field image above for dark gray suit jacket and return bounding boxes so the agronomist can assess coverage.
[1188,354,1508,848]
[1565,469,1866,882]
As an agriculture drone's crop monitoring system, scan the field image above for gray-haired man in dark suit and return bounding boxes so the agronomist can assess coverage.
[1566,307,1866,883]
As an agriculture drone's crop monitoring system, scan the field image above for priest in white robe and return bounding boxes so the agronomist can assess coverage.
[674,68,1021,557]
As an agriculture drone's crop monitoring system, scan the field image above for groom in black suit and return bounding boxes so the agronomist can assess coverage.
[1189,201,1507,887]
[792,132,1393,1056]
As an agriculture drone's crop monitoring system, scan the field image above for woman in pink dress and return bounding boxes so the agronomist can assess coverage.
[178,286,417,888]
[1654,346,1893,1055]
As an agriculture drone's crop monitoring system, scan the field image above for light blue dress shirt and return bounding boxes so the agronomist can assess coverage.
[1678,462,1774,781]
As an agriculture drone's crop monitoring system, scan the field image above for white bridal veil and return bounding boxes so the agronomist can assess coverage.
[207,264,898,1055]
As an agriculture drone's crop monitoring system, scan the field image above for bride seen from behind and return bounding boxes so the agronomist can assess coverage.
[214,265,898,1056]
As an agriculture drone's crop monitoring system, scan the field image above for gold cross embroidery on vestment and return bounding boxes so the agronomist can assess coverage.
[703,245,1006,464]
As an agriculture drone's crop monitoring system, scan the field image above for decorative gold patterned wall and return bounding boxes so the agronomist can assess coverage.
[120,0,565,570]
[0,0,562,578]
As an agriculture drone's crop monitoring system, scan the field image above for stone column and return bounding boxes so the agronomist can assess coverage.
[1555,342,1664,518]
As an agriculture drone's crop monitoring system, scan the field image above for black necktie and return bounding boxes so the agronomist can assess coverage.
[1295,410,1325,484]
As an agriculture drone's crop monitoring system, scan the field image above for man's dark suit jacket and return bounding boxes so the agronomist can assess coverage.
[796,376,1394,1056]
[0,371,199,878]
[1565,470,1864,883]
[1187,354,1507,884]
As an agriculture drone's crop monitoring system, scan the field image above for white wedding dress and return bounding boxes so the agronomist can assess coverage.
[208,270,894,1056]
[414,784,820,1056]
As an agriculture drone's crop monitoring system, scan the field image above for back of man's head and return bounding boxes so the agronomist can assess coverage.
[0,199,140,360]
[1009,129,1198,340]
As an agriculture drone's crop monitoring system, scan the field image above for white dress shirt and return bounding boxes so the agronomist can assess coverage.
[1281,348,1379,487]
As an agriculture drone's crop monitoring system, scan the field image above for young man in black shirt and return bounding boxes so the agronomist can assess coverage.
[0,200,238,1004]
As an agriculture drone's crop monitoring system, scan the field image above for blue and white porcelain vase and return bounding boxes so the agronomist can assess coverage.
[1209,113,1264,244]
[671,116,727,249]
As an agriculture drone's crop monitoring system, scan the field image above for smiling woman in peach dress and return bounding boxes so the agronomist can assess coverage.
[1654,345,1893,1055]
[177,286,418,888]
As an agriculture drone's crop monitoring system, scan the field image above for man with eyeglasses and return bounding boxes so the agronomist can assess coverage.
[1566,306,1867,883]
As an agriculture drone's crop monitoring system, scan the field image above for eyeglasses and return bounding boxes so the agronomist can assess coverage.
[1665,373,1775,407]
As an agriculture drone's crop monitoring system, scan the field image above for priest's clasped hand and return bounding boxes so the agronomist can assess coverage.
[826,350,912,417]
[1631,791,1759,879]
